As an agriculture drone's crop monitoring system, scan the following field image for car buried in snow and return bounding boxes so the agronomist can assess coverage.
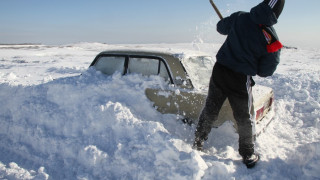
[89,49,274,137]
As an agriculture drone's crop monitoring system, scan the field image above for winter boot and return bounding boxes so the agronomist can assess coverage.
[193,137,205,151]
[243,153,260,168]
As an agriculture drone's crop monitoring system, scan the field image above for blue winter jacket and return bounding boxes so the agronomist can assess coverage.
[216,2,282,77]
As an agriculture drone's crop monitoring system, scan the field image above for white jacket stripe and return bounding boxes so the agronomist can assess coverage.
[269,0,278,8]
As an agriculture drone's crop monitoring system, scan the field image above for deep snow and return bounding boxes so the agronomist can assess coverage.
[0,43,319,180]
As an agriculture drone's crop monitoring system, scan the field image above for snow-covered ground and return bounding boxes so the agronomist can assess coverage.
[0,43,319,180]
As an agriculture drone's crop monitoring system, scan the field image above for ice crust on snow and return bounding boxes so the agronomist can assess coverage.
[0,43,319,179]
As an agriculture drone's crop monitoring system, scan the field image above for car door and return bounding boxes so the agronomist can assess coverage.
[128,56,177,115]
[143,56,208,121]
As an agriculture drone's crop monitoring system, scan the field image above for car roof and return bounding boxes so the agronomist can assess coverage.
[97,48,209,58]
[98,49,174,56]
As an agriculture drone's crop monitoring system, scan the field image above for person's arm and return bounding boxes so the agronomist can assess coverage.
[216,13,239,35]
[257,50,280,77]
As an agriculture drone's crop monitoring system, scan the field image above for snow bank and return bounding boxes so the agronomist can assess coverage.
[0,162,48,180]
[0,43,319,179]
[0,70,208,179]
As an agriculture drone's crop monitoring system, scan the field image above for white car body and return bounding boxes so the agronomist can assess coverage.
[90,49,274,137]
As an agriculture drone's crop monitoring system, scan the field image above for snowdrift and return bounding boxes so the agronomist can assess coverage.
[0,43,319,179]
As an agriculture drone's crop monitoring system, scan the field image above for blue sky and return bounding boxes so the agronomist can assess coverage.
[1,0,319,48]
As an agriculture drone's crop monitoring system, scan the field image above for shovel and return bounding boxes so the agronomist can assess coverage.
[209,0,223,20]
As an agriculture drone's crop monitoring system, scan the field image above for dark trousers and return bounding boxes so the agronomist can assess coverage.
[195,63,255,157]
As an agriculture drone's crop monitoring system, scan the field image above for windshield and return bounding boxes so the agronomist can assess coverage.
[181,56,215,91]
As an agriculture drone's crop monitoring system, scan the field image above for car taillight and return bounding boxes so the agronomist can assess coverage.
[256,106,265,120]
[256,96,274,120]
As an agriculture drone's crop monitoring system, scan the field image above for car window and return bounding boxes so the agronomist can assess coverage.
[128,57,171,83]
[94,56,125,75]
[128,57,159,76]
[92,54,173,84]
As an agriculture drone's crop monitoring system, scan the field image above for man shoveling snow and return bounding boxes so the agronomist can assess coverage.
[194,0,285,168]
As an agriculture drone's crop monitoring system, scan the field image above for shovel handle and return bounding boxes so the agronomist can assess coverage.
[209,0,223,20]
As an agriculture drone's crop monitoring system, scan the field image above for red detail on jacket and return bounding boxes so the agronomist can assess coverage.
[267,40,283,53]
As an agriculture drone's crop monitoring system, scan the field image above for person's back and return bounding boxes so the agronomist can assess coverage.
[216,1,284,77]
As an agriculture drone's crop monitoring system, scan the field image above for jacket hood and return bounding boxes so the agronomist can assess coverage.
[250,2,278,26]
